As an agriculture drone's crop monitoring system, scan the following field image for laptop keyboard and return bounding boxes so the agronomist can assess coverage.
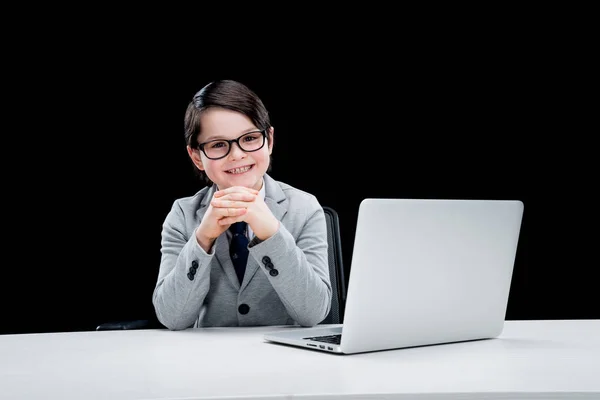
[303,334,341,345]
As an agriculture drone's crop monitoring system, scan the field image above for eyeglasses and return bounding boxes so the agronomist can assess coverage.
[197,130,267,160]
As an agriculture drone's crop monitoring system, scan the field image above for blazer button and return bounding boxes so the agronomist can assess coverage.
[187,272,194,281]
[191,260,199,269]
[262,256,271,265]
[238,304,250,315]
[269,269,279,277]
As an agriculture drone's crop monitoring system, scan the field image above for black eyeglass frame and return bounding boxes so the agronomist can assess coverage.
[197,129,268,160]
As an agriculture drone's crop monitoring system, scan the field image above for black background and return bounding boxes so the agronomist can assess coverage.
[2,19,596,335]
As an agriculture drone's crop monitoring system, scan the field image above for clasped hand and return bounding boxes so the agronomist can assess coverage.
[195,186,279,251]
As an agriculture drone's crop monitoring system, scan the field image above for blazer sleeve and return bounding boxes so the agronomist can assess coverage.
[152,200,213,330]
[248,198,332,326]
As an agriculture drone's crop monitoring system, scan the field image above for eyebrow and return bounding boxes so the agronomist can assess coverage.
[201,128,261,143]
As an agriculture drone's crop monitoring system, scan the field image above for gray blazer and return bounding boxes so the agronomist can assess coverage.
[152,174,332,330]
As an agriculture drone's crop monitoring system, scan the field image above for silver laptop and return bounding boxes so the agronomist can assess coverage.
[264,198,524,354]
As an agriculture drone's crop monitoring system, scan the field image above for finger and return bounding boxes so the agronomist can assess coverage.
[213,192,256,202]
[218,216,245,226]
[214,186,259,197]
[216,207,247,218]
[214,188,257,198]
[211,199,252,209]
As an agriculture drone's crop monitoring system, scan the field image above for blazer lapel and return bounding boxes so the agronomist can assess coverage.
[215,233,242,289]
[239,174,288,291]
[194,184,216,222]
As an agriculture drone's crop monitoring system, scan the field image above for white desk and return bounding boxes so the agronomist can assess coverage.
[1,320,599,400]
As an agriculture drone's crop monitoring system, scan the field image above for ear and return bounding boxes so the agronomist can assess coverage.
[187,145,205,171]
[267,126,274,155]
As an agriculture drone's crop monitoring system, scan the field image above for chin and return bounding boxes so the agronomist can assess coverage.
[223,175,259,190]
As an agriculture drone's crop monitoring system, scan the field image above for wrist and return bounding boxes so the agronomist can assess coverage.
[255,219,280,241]
[196,230,216,252]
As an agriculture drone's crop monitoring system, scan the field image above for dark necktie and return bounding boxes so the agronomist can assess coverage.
[229,222,249,284]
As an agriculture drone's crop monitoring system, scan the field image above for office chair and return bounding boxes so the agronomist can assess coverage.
[97,206,346,330]
[319,206,346,324]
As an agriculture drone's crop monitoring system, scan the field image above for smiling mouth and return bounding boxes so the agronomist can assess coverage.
[226,165,253,174]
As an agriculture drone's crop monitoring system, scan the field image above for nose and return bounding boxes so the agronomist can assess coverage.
[228,141,247,159]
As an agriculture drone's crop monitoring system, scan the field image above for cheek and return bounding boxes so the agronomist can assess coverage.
[201,159,221,173]
[258,148,272,162]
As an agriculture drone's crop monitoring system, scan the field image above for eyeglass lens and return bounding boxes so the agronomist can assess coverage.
[202,131,264,159]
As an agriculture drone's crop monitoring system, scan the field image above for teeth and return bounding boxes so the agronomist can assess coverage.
[228,166,251,174]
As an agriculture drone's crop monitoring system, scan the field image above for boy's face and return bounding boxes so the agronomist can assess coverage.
[188,107,273,191]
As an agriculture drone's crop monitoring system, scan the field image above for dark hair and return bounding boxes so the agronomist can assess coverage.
[184,80,272,184]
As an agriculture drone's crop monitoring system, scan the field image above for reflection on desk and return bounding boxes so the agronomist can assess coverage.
[1,320,599,400]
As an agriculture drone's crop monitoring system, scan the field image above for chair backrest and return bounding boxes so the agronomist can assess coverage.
[320,206,346,324]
